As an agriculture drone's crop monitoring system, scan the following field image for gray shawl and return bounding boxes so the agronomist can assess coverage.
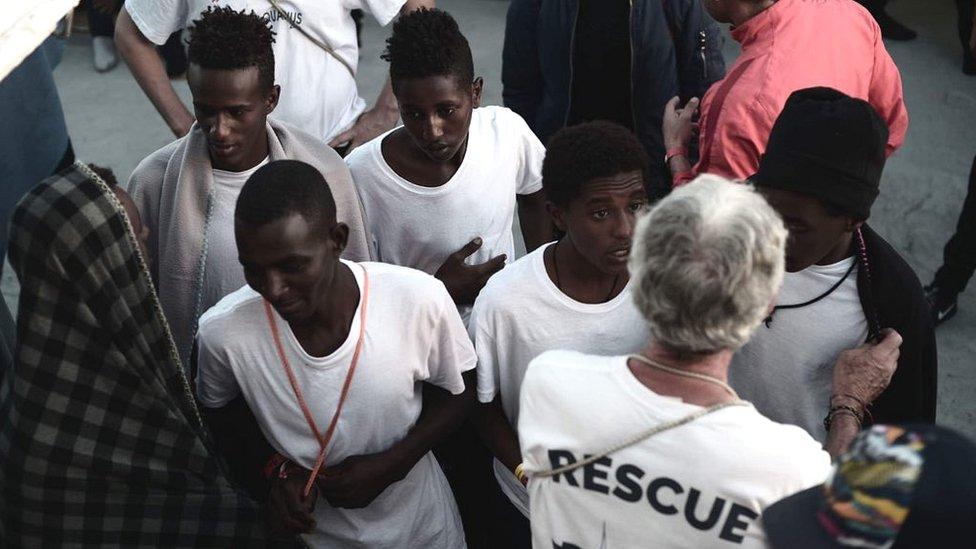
[128,119,372,365]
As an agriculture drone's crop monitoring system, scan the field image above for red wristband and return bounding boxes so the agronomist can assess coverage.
[665,146,688,164]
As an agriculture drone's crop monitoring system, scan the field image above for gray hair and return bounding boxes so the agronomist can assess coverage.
[629,175,787,353]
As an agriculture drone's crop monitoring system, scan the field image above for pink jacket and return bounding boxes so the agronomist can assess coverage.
[678,0,908,185]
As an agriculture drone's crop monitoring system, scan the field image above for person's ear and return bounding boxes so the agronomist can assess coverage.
[546,201,567,233]
[471,77,484,108]
[266,84,281,114]
[329,221,350,257]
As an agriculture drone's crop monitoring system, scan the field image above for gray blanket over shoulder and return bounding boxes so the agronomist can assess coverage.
[127,119,372,366]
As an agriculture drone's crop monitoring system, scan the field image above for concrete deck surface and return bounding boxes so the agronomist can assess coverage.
[3,0,974,437]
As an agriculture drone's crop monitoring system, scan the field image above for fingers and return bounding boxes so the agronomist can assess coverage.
[665,96,681,115]
[477,254,507,277]
[328,129,356,148]
[453,238,484,261]
[679,98,700,121]
[872,328,903,359]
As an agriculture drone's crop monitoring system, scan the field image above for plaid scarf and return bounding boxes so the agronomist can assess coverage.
[0,163,264,546]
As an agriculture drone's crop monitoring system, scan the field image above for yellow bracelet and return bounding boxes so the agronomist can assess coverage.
[514,463,527,484]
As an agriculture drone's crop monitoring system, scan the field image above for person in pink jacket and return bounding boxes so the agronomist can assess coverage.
[663,0,909,186]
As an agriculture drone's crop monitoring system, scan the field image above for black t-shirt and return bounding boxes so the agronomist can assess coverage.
[566,0,633,130]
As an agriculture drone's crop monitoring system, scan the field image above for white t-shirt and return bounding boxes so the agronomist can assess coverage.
[346,106,545,320]
[519,351,831,549]
[468,242,648,516]
[203,157,269,311]
[730,256,867,442]
[125,0,406,141]
[196,261,474,548]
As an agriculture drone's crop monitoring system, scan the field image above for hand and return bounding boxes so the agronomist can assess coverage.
[316,451,403,509]
[434,238,507,305]
[662,96,700,151]
[266,466,318,537]
[328,105,399,151]
[92,0,118,14]
[832,328,902,408]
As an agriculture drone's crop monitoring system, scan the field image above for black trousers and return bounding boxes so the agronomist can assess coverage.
[958,0,975,55]
[934,155,976,296]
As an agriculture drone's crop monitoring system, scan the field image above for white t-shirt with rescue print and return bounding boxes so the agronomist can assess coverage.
[196,261,474,548]
[519,351,831,549]
[468,242,647,517]
[125,0,405,141]
[345,106,545,321]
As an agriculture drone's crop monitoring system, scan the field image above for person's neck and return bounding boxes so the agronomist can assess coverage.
[729,0,777,27]
[628,342,735,406]
[549,239,627,304]
[289,262,360,358]
[816,232,855,267]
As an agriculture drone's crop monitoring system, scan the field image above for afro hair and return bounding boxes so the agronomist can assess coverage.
[187,6,276,90]
[235,160,337,230]
[381,8,474,90]
[543,121,649,208]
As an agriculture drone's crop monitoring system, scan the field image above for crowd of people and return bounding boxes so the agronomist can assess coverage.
[1,0,974,547]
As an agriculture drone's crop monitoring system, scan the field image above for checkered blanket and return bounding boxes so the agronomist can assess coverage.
[0,163,264,546]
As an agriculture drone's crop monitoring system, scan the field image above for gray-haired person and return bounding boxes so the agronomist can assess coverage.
[517,175,903,549]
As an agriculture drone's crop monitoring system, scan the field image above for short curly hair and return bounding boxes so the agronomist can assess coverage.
[542,121,649,208]
[382,8,474,90]
[187,6,276,90]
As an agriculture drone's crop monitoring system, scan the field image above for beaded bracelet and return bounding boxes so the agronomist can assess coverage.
[514,463,528,486]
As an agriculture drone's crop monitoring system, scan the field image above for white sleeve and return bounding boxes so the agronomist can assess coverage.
[124,0,191,46]
[194,326,242,409]
[421,283,477,395]
[468,298,500,404]
[517,354,550,474]
[511,110,545,196]
[350,0,407,26]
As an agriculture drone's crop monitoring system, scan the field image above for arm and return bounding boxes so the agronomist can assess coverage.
[662,96,699,185]
[202,396,278,501]
[115,7,194,137]
[517,190,553,252]
[867,24,908,156]
[502,0,544,125]
[328,0,435,150]
[316,370,476,508]
[475,396,522,475]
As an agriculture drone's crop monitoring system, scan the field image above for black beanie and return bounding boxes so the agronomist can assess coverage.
[751,87,889,220]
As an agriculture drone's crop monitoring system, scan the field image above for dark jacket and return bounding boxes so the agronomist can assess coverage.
[857,224,938,424]
[502,0,726,194]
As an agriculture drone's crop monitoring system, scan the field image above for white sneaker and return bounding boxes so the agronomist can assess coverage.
[93,36,118,73]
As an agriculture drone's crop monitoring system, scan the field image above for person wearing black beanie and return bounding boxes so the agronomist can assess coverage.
[728,87,937,452]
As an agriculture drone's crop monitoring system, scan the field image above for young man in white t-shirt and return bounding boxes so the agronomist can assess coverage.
[196,160,475,547]
[117,0,432,145]
[127,8,371,366]
[346,8,552,322]
[733,87,936,445]
[468,122,650,548]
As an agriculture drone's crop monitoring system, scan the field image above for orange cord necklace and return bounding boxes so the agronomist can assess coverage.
[263,265,370,497]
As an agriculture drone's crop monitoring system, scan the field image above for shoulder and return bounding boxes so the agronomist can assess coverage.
[127,139,183,195]
[344,133,385,172]
[860,225,928,320]
[479,246,546,304]
[523,350,620,395]
[719,406,832,477]
[197,285,265,343]
[362,261,449,301]
[476,106,534,134]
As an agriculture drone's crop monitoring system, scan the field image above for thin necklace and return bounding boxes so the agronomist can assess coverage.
[764,259,857,328]
[629,354,741,401]
[552,240,620,302]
